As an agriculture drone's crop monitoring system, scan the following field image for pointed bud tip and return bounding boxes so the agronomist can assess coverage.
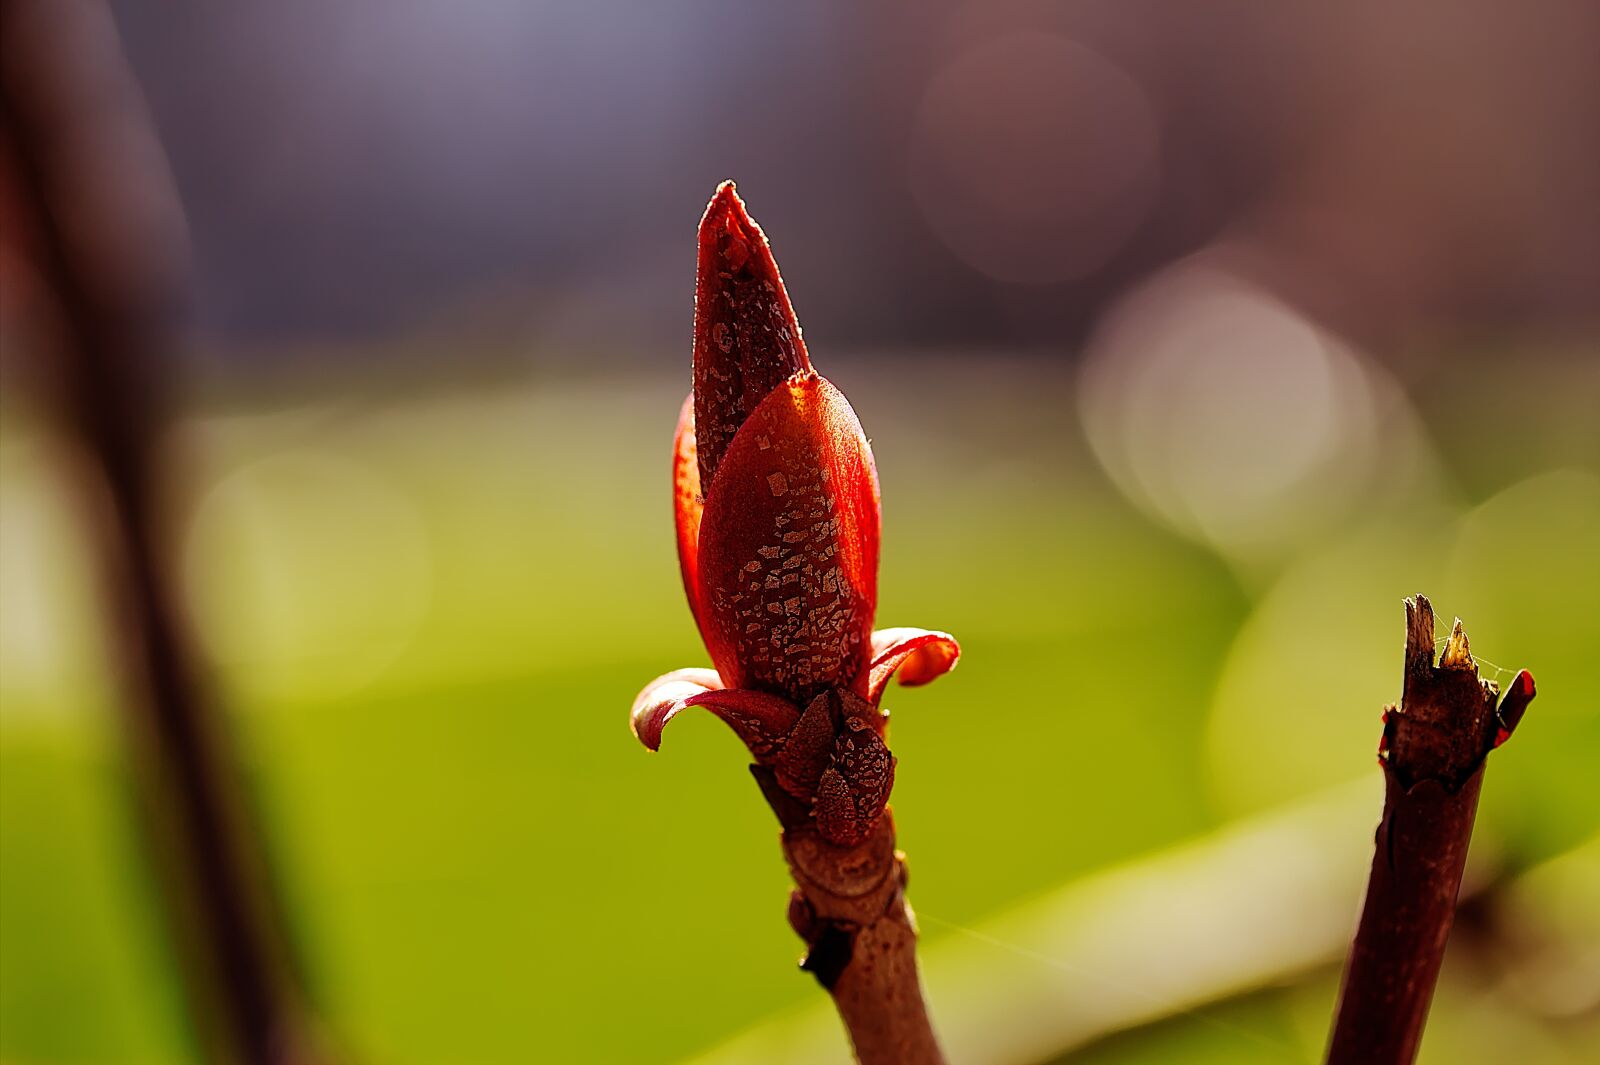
[700,181,756,242]
[691,183,813,490]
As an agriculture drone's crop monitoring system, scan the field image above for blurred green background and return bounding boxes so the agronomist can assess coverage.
[2,348,1596,1063]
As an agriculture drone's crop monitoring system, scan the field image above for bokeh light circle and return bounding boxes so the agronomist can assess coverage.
[184,449,432,701]
[1078,257,1397,564]
[909,32,1161,284]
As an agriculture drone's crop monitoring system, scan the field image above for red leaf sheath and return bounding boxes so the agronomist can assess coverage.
[696,374,881,703]
[672,395,710,644]
[692,181,812,490]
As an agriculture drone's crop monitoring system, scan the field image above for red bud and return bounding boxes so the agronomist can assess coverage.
[692,181,812,490]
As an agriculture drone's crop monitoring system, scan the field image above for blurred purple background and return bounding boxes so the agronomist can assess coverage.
[110,0,1599,367]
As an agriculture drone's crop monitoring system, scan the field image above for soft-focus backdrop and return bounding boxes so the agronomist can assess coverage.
[2,2,1597,1064]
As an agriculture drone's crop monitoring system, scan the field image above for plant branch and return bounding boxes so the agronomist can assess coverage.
[1326,594,1535,1065]
[756,768,946,1065]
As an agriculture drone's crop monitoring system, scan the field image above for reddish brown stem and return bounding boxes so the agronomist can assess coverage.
[1326,595,1535,1065]
[754,770,945,1065]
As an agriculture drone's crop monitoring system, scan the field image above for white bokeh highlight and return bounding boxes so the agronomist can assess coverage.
[1078,256,1419,566]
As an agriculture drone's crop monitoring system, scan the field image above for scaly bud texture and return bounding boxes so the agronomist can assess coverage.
[692,183,813,488]
[633,183,959,851]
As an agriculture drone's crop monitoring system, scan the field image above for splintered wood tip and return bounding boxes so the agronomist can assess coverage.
[1390,594,1531,787]
[1404,594,1436,675]
[1439,618,1475,672]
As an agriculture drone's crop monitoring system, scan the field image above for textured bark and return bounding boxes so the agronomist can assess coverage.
[780,809,946,1065]
[1327,768,1483,1065]
[1326,595,1534,1065]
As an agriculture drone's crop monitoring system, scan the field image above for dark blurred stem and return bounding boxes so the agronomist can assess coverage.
[1,3,311,1063]
[1325,595,1535,1065]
